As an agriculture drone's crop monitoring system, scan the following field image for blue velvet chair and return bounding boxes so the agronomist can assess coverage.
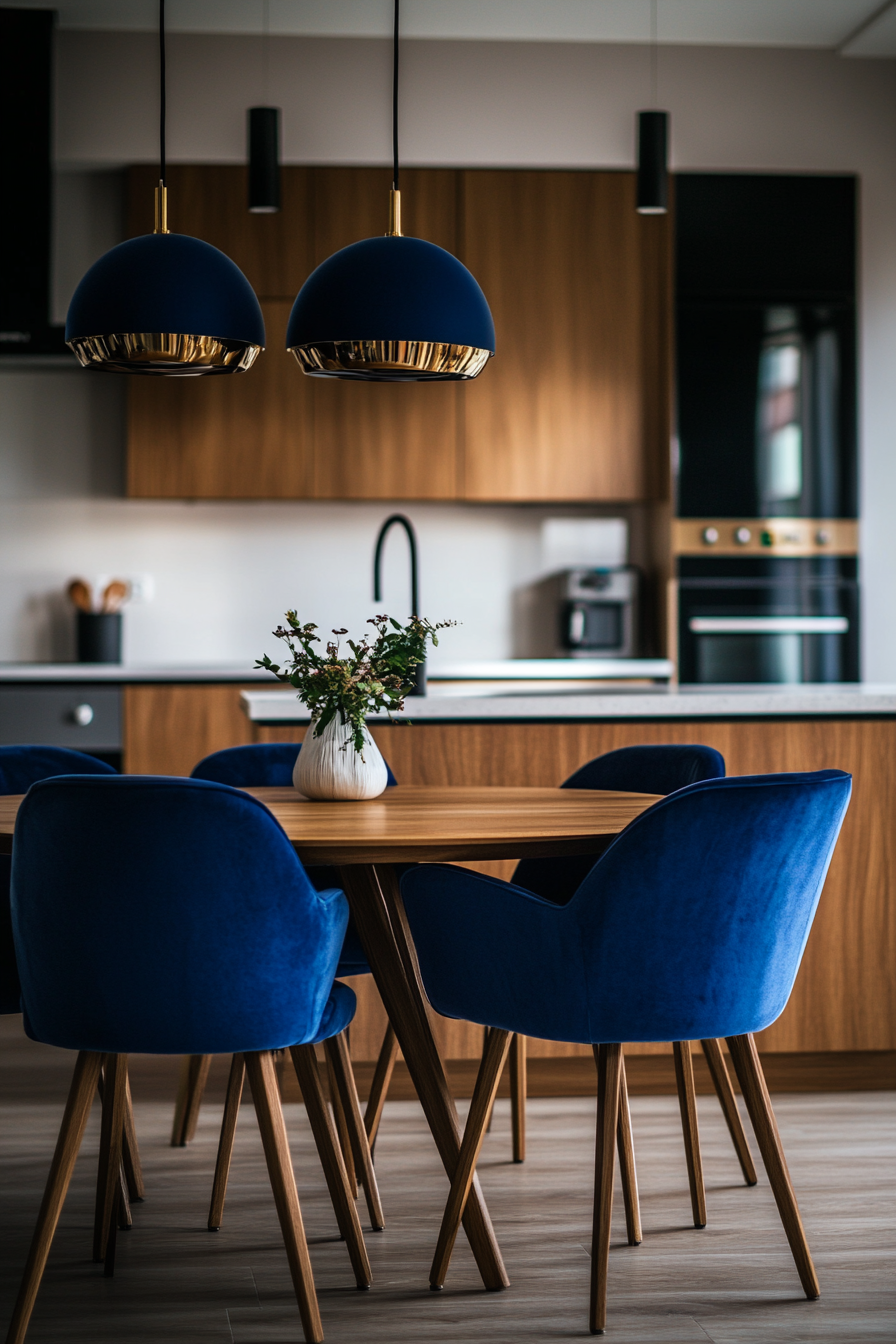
[0,746,117,1015]
[401,769,851,1332]
[182,742,401,1176]
[5,775,375,1344]
[0,747,146,1241]
[496,743,754,1225]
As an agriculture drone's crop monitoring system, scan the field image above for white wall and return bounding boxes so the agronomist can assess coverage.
[1,33,894,671]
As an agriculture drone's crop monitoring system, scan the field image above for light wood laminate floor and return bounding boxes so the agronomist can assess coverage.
[1,1022,893,1343]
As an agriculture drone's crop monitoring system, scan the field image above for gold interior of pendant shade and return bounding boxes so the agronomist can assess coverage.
[290,339,491,381]
[68,332,262,375]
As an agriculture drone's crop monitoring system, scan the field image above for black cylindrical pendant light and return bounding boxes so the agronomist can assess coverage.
[248,107,280,213]
[636,110,668,214]
[635,0,668,216]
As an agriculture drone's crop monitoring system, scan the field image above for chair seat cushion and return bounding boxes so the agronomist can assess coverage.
[308,980,356,1044]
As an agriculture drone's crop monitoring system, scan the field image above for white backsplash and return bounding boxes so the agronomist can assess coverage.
[0,368,626,666]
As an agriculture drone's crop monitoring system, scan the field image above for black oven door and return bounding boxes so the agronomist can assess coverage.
[678,557,859,684]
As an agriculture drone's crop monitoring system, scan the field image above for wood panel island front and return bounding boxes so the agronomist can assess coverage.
[243,684,896,1096]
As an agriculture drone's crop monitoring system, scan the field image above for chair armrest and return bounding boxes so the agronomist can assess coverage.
[401,864,584,1041]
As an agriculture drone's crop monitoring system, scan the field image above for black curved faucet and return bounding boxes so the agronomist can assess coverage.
[373,513,425,696]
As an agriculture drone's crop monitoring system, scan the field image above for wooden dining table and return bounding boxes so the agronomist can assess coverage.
[0,782,660,1292]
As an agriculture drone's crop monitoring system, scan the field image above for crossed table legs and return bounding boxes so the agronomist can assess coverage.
[336,862,510,1292]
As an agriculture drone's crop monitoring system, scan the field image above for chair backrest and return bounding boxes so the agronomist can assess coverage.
[192,741,398,787]
[561,743,725,795]
[11,775,349,1055]
[1,746,118,1015]
[0,744,116,795]
[512,743,726,904]
[568,769,851,1043]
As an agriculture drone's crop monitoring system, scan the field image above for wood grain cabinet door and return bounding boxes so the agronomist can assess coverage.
[127,299,313,498]
[123,684,256,776]
[460,169,670,503]
[309,167,462,500]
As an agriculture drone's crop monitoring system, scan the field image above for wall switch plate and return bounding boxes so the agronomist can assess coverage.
[125,575,155,604]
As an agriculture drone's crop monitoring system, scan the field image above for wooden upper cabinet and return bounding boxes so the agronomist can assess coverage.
[124,165,670,502]
[127,300,313,498]
[460,170,671,502]
[126,165,313,298]
[308,167,461,500]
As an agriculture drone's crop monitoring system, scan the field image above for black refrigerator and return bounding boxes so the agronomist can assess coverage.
[674,173,858,684]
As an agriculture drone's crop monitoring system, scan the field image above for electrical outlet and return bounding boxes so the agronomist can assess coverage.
[126,575,155,604]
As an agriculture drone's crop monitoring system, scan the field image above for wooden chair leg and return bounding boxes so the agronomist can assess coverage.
[726,1033,820,1299]
[509,1032,527,1163]
[590,1043,622,1335]
[673,1041,707,1229]
[103,1182,123,1278]
[701,1038,758,1185]
[483,1028,496,1133]
[324,1032,385,1231]
[208,1053,245,1231]
[430,1027,512,1290]
[121,1071,145,1201]
[93,1053,128,1262]
[615,1054,642,1246]
[364,1023,399,1151]
[291,1045,372,1289]
[245,1051,323,1344]
[5,1052,103,1344]
[325,1049,357,1195]
[119,1163,132,1222]
[171,1054,212,1147]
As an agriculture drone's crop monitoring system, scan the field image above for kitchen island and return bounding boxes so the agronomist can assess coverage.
[243,683,896,1094]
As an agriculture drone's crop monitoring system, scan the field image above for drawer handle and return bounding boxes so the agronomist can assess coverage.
[689,617,848,634]
[72,703,95,727]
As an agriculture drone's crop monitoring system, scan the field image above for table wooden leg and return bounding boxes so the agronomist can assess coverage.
[338,863,509,1291]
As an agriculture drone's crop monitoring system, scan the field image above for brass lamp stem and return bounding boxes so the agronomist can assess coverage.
[154,181,169,234]
[387,188,402,237]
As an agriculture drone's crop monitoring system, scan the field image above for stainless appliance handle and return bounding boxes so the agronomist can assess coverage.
[688,616,848,634]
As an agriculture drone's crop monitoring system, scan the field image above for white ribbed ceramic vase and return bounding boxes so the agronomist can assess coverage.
[293,712,388,801]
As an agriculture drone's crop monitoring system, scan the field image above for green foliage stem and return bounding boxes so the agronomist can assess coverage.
[256,613,455,755]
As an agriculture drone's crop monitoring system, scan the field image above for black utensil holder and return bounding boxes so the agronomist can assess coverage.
[76,612,122,663]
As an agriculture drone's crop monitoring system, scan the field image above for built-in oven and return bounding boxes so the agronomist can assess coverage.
[677,557,858,685]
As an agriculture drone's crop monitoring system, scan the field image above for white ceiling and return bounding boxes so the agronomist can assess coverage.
[8,0,896,56]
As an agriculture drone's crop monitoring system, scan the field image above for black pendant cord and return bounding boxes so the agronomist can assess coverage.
[650,0,657,106]
[159,0,167,185]
[392,0,400,191]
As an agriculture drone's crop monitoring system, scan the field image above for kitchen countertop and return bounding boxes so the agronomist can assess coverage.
[0,658,673,685]
[0,664,276,683]
[242,683,896,723]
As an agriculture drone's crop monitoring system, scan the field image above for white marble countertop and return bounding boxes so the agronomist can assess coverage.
[241,683,896,723]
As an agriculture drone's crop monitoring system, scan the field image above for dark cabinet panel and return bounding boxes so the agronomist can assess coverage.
[675,174,857,520]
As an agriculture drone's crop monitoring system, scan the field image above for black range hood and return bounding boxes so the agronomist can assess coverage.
[0,7,68,358]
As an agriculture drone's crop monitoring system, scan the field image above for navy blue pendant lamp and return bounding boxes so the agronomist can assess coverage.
[286,0,494,382]
[66,1,265,375]
[636,0,668,215]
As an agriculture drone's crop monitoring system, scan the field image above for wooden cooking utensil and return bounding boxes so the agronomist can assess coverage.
[66,579,93,612]
[101,580,129,614]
